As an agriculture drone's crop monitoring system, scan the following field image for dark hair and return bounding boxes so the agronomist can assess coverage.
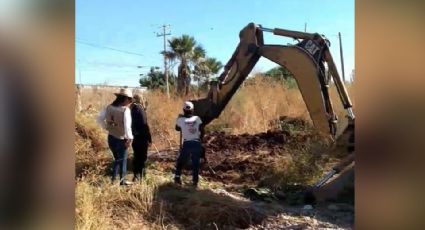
[111,95,132,106]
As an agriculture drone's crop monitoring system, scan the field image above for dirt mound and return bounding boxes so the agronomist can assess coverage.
[151,117,331,187]
[204,116,317,153]
[204,130,288,153]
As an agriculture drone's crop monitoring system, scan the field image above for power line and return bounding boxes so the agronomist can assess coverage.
[78,59,158,69]
[76,39,145,57]
[79,68,143,73]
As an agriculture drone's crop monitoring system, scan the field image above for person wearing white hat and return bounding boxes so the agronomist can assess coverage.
[174,101,205,187]
[97,88,134,185]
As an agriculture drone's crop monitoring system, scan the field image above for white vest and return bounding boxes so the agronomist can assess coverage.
[105,105,126,139]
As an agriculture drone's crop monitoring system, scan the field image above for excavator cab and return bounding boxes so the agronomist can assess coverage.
[191,23,355,202]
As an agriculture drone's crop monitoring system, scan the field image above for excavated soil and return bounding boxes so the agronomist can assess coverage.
[150,117,334,186]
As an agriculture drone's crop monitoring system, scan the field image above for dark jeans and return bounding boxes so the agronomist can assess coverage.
[175,140,202,184]
[108,135,128,183]
[132,135,149,178]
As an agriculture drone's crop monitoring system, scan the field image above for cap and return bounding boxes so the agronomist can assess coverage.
[183,101,194,111]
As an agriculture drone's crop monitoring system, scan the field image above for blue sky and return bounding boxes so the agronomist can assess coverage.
[76,0,354,86]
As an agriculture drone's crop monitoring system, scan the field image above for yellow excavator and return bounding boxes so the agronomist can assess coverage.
[190,23,355,203]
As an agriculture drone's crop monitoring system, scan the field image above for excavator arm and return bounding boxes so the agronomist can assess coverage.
[191,23,356,202]
[192,23,263,126]
[192,22,354,136]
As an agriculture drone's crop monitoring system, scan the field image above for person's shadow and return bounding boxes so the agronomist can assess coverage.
[152,182,268,229]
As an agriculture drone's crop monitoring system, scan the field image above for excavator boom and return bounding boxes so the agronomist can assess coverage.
[192,23,354,136]
[190,22,355,203]
[192,23,263,125]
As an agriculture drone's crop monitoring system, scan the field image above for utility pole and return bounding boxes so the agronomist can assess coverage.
[157,24,171,98]
[338,32,346,82]
[304,23,307,32]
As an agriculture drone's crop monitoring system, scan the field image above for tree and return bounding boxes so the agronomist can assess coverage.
[205,58,223,76]
[264,66,297,89]
[139,67,175,90]
[193,56,223,93]
[264,66,294,81]
[191,45,207,87]
[166,35,198,96]
[203,58,223,86]
[164,35,223,96]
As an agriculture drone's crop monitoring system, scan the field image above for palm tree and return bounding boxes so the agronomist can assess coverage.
[165,35,223,96]
[192,46,207,93]
[205,57,223,76]
[193,57,223,93]
[166,35,198,95]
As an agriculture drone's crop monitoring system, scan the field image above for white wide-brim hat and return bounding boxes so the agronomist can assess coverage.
[114,88,133,98]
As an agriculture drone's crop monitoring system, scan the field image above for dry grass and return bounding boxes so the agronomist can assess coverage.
[75,177,177,230]
[74,113,267,229]
[75,174,267,230]
[75,117,174,229]
[211,76,310,134]
[143,91,183,150]
[78,77,353,150]
[75,77,354,229]
[75,113,110,179]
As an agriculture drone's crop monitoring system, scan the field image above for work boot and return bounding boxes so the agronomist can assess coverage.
[174,176,182,185]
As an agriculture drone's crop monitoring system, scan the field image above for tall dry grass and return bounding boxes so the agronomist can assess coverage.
[77,77,353,150]
[76,177,178,230]
[212,76,310,134]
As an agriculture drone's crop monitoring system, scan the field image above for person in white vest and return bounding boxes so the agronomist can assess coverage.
[97,88,134,185]
[174,101,205,187]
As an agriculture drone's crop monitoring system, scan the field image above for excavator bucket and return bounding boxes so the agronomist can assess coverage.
[259,45,330,134]
[309,164,354,203]
[307,119,355,203]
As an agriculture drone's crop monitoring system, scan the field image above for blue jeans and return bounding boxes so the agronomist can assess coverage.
[108,135,128,183]
[175,140,202,184]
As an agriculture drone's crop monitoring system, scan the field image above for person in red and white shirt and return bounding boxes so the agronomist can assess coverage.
[174,101,204,187]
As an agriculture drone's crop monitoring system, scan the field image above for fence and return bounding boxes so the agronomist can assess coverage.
[75,84,147,92]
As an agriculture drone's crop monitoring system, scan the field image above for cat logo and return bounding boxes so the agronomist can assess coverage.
[304,40,320,56]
